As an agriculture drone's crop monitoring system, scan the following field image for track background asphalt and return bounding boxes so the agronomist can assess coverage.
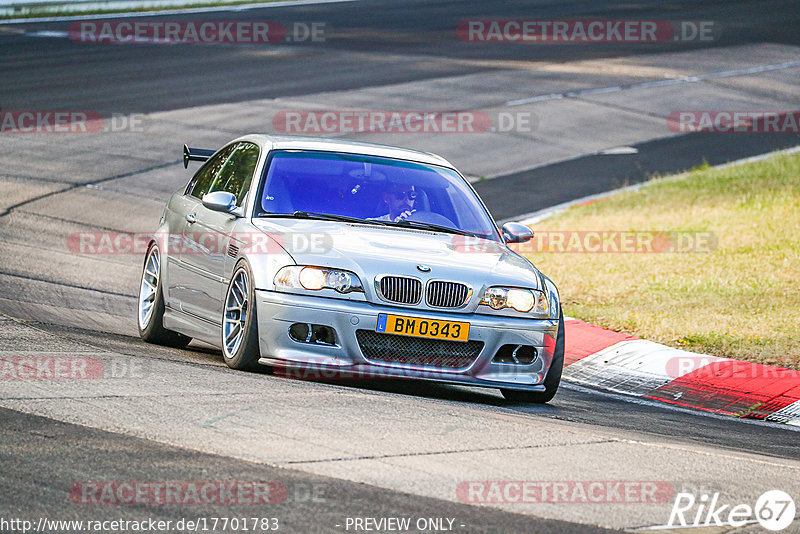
[2,407,618,534]
[1,0,800,112]
[478,132,800,221]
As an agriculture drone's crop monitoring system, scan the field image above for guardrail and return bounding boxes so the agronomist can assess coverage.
[0,0,234,17]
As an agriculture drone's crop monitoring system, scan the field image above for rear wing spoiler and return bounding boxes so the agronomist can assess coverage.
[183,144,216,168]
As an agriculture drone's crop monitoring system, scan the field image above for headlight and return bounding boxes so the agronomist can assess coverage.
[480,287,548,315]
[274,266,364,294]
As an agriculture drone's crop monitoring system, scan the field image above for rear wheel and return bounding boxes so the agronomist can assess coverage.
[222,260,261,371]
[138,243,192,348]
[501,309,564,404]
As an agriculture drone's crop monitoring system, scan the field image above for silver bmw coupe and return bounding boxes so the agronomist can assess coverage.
[138,135,564,403]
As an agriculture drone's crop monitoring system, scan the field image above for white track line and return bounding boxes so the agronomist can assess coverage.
[505,59,800,107]
[560,381,800,432]
[1,0,357,24]
[505,144,800,226]
[565,339,729,397]
[767,400,800,426]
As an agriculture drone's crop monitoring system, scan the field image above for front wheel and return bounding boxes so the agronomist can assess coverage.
[501,309,564,404]
[222,260,261,371]
[138,243,192,348]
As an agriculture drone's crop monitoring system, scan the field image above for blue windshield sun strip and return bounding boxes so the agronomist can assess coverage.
[271,150,441,172]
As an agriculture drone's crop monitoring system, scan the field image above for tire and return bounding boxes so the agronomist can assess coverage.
[138,242,192,348]
[501,309,565,404]
[222,260,261,371]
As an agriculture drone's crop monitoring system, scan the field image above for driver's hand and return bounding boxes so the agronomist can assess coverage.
[393,209,416,222]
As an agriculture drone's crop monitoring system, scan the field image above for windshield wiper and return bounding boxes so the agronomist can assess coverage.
[264,211,391,226]
[383,219,480,237]
[261,212,484,238]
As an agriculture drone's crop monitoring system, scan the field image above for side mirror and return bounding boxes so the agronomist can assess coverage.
[202,191,237,214]
[502,222,534,244]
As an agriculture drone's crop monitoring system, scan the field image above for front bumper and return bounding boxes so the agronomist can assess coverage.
[255,290,559,391]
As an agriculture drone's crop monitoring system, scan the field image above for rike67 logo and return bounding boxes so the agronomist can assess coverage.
[668,490,796,531]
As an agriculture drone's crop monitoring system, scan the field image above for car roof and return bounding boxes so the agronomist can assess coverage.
[235,134,455,168]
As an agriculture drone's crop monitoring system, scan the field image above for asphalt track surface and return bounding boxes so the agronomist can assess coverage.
[0,0,799,113]
[479,132,800,221]
[1,0,800,532]
[2,407,616,534]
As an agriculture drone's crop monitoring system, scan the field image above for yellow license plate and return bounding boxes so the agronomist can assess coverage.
[376,313,470,342]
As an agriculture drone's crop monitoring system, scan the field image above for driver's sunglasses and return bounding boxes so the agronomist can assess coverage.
[391,190,418,201]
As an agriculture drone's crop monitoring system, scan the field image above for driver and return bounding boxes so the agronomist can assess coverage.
[377,183,417,222]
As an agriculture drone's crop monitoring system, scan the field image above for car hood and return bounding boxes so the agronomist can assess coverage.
[251,219,543,294]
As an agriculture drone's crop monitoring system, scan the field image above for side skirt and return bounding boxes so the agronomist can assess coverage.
[163,305,222,347]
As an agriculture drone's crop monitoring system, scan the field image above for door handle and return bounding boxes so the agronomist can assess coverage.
[186,213,197,224]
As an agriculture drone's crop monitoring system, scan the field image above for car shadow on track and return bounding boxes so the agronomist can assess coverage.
[71,328,565,414]
[272,370,565,413]
[180,342,566,413]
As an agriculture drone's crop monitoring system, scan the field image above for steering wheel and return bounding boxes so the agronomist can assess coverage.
[406,210,456,227]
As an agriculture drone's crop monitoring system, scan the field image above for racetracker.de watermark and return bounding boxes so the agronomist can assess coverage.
[457,481,674,504]
[0,356,102,379]
[69,231,718,256]
[69,482,286,504]
[0,110,146,134]
[66,231,334,256]
[457,20,718,43]
[667,111,800,133]
[68,20,325,44]
[0,355,153,380]
[663,358,800,380]
[272,110,535,134]
[273,362,539,382]
[454,231,718,254]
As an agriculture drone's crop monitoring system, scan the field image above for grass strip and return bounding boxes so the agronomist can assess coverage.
[524,151,800,369]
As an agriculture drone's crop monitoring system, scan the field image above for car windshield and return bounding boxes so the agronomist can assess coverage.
[255,150,500,240]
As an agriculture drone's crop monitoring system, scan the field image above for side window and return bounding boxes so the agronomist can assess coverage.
[208,142,260,206]
[186,144,236,200]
